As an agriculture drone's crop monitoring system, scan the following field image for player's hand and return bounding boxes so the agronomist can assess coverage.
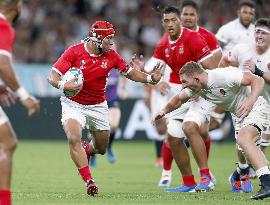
[21,96,40,116]
[156,81,171,95]
[129,54,145,71]
[236,98,254,119]
[64,78,83,93]
[152,110,166,123]
[151,62,164,84]
[0,85,16,107]
[243,59,256,73]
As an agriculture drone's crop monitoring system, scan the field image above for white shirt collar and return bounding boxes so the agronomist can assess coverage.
[0,12,7,20]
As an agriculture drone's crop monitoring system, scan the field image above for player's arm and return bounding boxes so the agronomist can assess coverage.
[237,71,264,118]
[0,54,40,115]
[218,52,239,68]
[153,90,190,121]
[47,68,82,93]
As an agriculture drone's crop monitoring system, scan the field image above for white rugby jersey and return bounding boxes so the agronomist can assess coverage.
[216,18,255,52]
[228,42,270,103]
[184,67,250,117]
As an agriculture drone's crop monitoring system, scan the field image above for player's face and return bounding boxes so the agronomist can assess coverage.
[101,35,114,53]
[238,6,255,28]
[180,73,202,92]
[162,12,181,40]
[180,6,198,30]
[255,26,270,49]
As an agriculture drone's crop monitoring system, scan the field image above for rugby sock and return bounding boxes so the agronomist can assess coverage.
[162,141,173,171]
[78,165,92,183]
[238,163,249,175]
[200,168,211,179]
[204,137,211,160]
[155,140,163,158]
[183,175,196,186]
[108,132,115,150]
[0,189,11,205]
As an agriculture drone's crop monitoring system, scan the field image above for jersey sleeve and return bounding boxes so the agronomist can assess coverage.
[113,51,130,75]
[52,47,75,75]
[220,67,244,86]
[153,40,166,61]
[215,25,230,45]
[0,24,14,58]
[205,31,220,52]
[189,32,212,62]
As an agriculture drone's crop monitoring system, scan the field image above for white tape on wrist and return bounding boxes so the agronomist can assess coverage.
[57,80,65,93]
[147,74,154,84]
[16,87,30,101]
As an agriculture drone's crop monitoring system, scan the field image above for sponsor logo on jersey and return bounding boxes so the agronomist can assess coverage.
[219,88,226,95]
[80,60,86,69]
[101,60,108,68]
[179,45,184,54]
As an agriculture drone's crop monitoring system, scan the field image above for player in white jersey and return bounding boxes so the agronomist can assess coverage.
[154,61,270,200]
[219,18,270,193]
[216,0,255,52]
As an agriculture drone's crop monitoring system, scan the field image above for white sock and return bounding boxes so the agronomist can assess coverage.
[162,169,172,177]
[256,166,270,178]
[238,162,249,169]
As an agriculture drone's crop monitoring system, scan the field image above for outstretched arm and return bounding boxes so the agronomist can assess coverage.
[153,90,190,121]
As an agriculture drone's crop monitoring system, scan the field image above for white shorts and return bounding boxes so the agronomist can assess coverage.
[0,106,8,125]
[232,96,269,139]
[61,96,110,131]
[165,83,215,138]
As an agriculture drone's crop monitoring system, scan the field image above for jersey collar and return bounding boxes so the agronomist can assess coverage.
[168,27,183,44]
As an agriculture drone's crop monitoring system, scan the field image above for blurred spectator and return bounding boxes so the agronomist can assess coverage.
[13,0,270,63]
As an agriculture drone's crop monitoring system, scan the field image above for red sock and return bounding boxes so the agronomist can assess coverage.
[78,165,92,183]
[182,175,196,186]
[200,168,211,179]
[162,141,173,171]
[204,137,211,160]
[0,190,11,205]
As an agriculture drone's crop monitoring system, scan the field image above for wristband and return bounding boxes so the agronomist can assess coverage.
[254,66,264,77]
[57,80,65,93]
[16,87,30,101]
[146,74,155,84]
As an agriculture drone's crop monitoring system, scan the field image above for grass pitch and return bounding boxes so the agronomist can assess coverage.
[12,140,270,205]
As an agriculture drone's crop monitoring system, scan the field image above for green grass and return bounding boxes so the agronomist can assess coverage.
[12,140,270,205]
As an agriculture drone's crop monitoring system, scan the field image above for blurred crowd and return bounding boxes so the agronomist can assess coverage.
[13,0,270,64]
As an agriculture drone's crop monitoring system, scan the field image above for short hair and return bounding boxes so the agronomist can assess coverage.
[181,0,199,13]
[238,0,256,9]
[161,6,180,17]
[255,18,270,29]
[0,0,20,8]
[180,61,204,76]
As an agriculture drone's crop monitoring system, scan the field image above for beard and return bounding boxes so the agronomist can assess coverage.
[12,11,21,25]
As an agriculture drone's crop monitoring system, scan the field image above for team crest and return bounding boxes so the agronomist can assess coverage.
[179,45,184,54]
[80,60,86,69]
[219,88,226,95]
[101,60,108,68]
[165,48,169,58]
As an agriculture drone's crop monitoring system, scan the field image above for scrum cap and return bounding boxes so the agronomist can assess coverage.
[89,21,115,46]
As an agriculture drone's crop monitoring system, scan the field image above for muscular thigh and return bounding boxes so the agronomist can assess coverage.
[109,107,121,129]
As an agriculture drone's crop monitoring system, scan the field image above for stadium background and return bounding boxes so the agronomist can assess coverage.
[7,0,270,140]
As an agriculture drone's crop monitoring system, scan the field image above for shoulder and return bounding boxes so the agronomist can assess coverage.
[0,18,14,39]
[156,34,169,47]
[199,27,216,39]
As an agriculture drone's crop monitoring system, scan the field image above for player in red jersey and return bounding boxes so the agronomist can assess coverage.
[47,20,163,196]
[144,6,218,192]
[158,1,223,191]
[0,1,40,205]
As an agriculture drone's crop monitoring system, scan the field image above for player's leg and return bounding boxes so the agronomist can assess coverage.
[0,109,17,205]
[107,105,121,163]
[154,118,166,168]
[182,98,215,192]
[238,126,270,200]
[165,119,196,192]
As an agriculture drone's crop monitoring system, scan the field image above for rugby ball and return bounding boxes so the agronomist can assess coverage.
[62,67,84,97]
